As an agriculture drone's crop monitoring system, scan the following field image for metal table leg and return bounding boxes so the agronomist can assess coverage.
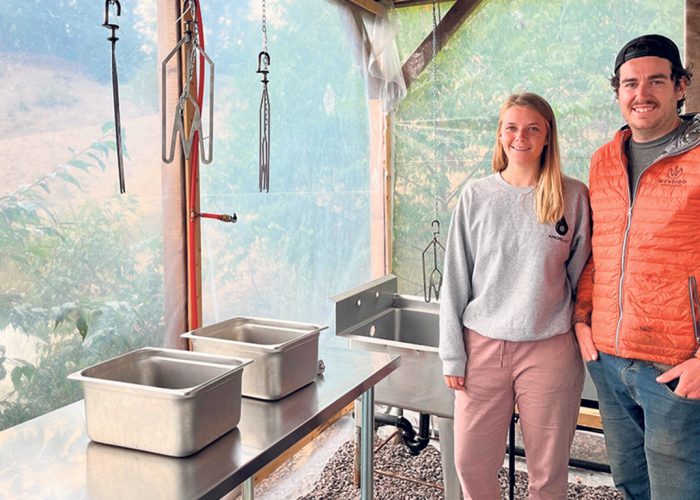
[360,387,375,500]
[243,477,254,500]
[509,412,517,500]
[437,417,463,500]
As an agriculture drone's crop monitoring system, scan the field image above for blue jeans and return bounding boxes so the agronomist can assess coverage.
[587,353,700,500]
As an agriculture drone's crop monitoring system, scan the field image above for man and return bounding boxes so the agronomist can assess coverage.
[573,34,700,499]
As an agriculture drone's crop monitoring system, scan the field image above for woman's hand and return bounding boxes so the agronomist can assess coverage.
[444,375,465,390]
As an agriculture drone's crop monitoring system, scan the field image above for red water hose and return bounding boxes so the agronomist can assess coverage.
[187,0,206,330]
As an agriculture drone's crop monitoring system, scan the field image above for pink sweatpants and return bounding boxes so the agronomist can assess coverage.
[453,329,584,500]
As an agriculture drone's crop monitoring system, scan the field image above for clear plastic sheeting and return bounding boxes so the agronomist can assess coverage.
[359,10,407,112]
[389,0,684,295]
[197,0,372,330]
[0,0,686,434]
[0,0,373,431]
[0,0,163,430]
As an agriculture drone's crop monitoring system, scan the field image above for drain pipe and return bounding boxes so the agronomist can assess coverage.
[375,413,431,456]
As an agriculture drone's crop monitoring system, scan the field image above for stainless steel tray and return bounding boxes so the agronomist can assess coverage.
[68,347,252,457]
[182,317,327,400]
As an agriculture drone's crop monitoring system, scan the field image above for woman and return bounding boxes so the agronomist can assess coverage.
[439,92,590,499]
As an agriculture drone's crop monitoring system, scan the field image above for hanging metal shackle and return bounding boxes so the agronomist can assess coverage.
[257,51,270,83]
[102,0,121,39]
[102,0,126,193]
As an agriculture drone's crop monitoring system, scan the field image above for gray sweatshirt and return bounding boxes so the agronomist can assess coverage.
[439,173,591,377]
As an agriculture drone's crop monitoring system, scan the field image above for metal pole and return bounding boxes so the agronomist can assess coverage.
[360,387,375,500]
[242,477,254,500]
[509,412,515,500]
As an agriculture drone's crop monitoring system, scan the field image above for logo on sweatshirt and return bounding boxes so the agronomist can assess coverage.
[555,216,569,236]
[659,165,687,186]
[548,216,570,243]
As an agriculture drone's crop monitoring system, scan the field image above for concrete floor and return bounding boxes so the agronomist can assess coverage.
[236,412,616,499]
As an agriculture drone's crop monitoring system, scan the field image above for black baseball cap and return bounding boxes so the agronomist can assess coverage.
[614,34,683,73]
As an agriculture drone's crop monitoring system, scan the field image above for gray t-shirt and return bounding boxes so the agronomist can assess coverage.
[438,173,592,377]
[627,120,693,199]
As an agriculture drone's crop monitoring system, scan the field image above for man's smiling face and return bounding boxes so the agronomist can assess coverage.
[616,56,686,142]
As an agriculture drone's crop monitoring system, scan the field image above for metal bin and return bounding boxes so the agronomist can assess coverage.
[182,317,327,400]
[68,347,252,457]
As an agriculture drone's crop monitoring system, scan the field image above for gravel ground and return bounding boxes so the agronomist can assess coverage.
[297,439,623,500]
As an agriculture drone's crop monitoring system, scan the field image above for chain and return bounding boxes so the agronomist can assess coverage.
[177,0,199,111]
[258,0,271,191]
[431,1,439,220]
[262,0,268,53]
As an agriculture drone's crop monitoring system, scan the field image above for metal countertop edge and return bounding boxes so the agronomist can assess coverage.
[200,350,401,500]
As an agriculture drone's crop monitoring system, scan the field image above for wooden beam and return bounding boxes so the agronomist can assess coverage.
[369,99,388,278]
[516,405,603,431]
[180,2,203,331]
[159,0,188,348]
[401,0,483,90]
[390,0,455,6]
[384,113,394,273]
[686,0,700,112]
[576,406,603,431]
[346,0,386,17]
[368,101,394,277]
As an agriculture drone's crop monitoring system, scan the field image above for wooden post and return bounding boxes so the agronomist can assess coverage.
[685,0,700,112]
[384,113,393,273]
[369,100,391,278]
[158,0,188,347]
[180,3,203,330]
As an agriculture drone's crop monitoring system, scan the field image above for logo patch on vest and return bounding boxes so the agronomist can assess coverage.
[659,165,687,186]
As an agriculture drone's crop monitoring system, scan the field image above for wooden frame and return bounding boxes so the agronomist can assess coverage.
[686,0,700,112]
[401,0,483,89]
[159,0,189,347]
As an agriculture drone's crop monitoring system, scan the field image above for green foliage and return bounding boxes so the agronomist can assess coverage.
[0,132,164,430]
[391,0,684,294]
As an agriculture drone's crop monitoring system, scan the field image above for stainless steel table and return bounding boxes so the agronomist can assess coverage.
[0,345,400,500]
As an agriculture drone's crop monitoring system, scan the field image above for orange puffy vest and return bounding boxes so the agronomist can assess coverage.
[575,117,700,365]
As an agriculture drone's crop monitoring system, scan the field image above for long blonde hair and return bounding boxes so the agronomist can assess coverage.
[492,92,565,224]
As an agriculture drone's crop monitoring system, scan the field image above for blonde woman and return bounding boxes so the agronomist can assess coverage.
[439,92,591,499]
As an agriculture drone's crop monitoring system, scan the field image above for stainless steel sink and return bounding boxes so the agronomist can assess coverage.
[346,307,439,349]
[334,275,598,500]
[334,275,598,415]
[333,276,451,417]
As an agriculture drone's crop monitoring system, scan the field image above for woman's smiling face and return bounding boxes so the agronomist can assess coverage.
[499,105,549,170]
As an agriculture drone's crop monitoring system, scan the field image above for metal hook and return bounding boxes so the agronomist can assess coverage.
[102,0,125,193]
[103,0,121,32]
[161,27,215,164]
[257,51,270,82]
[422,219,445,302]
[174,0,196,25]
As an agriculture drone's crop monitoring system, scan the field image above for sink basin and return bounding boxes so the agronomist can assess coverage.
[346,307,439,350]
[334,275,598,414]
[333,276,451,417]
[69,348,252,457]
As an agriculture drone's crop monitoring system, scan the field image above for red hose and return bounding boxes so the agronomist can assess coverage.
[187,1,206,330]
